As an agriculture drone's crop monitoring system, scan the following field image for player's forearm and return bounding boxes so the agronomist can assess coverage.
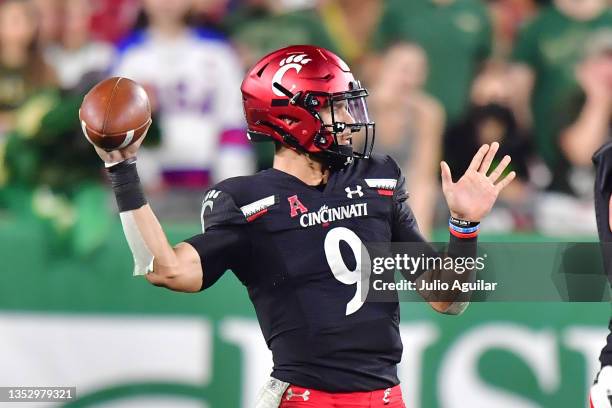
[129,205,179,271]
[107,160,203,292]
[417,220,478,313]
[107,159,179,279]
[441,225,478,307]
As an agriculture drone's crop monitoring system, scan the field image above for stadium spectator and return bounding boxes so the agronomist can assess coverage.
[375,0,494,125]
[511,0,612,190]
[114,0,254,219]
[192,0,232,29]
[0,0,56,184]
[370,42,444,237]
[30,0,61,47]
[558,32,612,170]
[543,30,611,233]
[486,0,538,56]
[45,0,116,92]
[225,0,336,70]
[445,62,534,231]
[227,0,383,69]
[0,0,110,255]
[88,0,141,44]
[316,0,383,67]
[3,87,112,256]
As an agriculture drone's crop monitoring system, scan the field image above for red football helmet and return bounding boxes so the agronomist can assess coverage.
[241,45,375,168]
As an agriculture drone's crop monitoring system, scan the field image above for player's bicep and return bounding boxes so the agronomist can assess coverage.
[184,226,250,290]
[146,242,203,292]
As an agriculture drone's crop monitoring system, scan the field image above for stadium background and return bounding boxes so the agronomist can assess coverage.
[0,0,610,406]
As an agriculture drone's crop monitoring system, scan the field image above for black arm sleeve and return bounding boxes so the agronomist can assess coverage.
[390,158,477,295]
[390,162,440,282]
[391,168,427,243]
[593,142,612,245]
[592,141,612,367]
[183,189,250,291]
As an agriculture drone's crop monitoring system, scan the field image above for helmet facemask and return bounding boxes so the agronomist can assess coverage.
[273,80,376,169]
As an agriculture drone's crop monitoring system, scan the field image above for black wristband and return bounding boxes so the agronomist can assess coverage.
[106,158,147,212]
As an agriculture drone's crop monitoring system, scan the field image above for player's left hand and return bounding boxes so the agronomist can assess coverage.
[440,142,516,222]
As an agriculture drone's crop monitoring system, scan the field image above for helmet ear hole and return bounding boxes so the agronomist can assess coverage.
[303,94,321,109]
[314,132,333,149]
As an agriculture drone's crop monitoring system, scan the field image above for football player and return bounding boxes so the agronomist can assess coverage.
[590,141,612,408]
[92,45,515,407]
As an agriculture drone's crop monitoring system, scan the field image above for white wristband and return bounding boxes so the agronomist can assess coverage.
[119,211,154,276]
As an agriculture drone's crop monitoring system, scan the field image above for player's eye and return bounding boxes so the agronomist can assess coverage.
[333,101,349,113]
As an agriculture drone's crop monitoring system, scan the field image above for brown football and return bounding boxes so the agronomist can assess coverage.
[79,77,152,151]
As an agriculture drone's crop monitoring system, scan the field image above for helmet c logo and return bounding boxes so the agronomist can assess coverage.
[272,54,312,97]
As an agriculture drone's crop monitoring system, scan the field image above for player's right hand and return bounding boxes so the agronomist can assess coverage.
[590,366,612,407]
[93,135,145,165]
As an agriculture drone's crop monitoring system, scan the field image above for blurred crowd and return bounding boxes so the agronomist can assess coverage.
[0,0,610,255]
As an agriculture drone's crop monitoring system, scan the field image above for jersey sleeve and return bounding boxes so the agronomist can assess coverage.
[183,188,250,290]
[389,159,427,243]
[593,144,612,368]
[593,142,612,283]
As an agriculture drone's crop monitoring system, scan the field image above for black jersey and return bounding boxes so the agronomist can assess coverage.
[593,142,612,367]
[184,154,426,392]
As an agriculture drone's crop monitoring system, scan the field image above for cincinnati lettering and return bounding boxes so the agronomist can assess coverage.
[300,203,368,227]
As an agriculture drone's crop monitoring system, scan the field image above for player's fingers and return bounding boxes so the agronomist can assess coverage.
[479,142,499,174]
[93,146,110,161]
[440,161,453,188]
[495,171,516,192]
[489,155,511,182]
[98,148,122,164]
[467,144,490,172]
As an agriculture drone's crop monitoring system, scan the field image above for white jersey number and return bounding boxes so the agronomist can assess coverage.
[323,227,371,315]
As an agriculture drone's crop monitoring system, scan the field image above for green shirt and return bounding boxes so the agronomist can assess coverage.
[226,8,338,65]
[375,0,493,123]
[512,6,612,167]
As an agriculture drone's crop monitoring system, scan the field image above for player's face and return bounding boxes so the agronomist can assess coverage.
[319,99,355,145]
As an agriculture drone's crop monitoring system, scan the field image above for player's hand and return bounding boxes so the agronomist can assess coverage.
[590,366,612,407]
[440,142,515,222]
[93,135,145,165]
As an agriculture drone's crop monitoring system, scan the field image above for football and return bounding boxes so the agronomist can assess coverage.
[79,77,151,151]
